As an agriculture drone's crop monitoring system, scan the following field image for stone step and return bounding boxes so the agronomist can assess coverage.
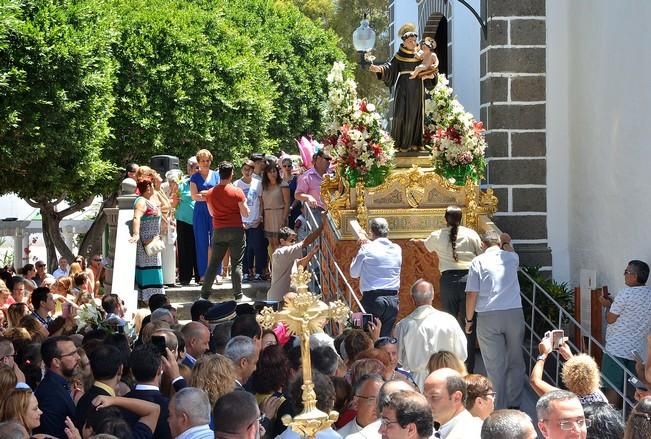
[163,279,272,321]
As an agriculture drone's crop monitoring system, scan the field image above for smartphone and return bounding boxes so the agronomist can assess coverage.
[629,376,649,391]
[550,330,565,350]
[151,335,167,356]
[632,350,645,364]
[362,313,373,331]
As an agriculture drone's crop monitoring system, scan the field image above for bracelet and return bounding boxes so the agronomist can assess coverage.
[465,317,474,323]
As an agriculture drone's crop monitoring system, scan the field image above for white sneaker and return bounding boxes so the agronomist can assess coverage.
[215,275,223,285]
[236,293,253,303]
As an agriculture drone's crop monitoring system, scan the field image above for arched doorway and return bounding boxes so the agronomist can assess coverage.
[418,0,453,78]
[423,13,448,76]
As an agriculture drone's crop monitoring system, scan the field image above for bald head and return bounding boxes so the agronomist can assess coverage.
[410,279,434,306]
[424,368,467,424]
[182,321,211,359]
[377,379,417,412]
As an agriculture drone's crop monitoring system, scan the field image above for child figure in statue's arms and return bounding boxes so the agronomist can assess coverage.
[410,37,439,80]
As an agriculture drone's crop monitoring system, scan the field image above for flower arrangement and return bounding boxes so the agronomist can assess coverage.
[424,74,487,184]
[322,62,395,187]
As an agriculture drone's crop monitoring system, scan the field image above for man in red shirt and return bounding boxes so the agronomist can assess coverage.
[201,161,250,300]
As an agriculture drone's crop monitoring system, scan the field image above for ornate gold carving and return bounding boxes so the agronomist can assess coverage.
[256,267,349,439]
[321,164,499,239]
[321,168,350,229]
[375,189,403,205]
[355,182,369,233]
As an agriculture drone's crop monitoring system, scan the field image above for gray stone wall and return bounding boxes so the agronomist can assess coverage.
[480,0,551,269]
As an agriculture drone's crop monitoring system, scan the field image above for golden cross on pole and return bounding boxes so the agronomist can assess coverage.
[257,266,350,439]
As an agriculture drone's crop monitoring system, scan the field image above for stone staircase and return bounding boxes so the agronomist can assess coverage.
[164,278,271,321]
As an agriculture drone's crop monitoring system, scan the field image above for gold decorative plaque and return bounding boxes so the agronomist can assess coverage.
[322,165,498,239]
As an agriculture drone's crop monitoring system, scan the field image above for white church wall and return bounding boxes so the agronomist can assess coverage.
[546,1,570,282]
[547,0,651,291]
[451,0,480,119]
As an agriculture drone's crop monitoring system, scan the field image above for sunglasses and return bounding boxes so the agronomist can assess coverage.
[374,337,398,348]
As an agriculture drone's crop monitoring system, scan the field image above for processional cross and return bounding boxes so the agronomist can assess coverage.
[257,266,350,439]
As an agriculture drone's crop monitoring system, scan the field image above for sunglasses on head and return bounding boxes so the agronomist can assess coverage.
[374,337,398,348]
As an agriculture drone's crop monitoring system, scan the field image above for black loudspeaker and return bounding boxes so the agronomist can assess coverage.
[150,155,180,175]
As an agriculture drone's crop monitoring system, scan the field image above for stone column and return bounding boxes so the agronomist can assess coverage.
[13,231,25,271]
[480,0,551,270]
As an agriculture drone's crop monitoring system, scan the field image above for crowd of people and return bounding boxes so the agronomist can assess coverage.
[0,267,650,439]
[1,147,651,439]
[125,148,330,304]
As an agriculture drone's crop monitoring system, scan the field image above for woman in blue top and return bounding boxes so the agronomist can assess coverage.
[176,156,199,285]
[190,149,220,282]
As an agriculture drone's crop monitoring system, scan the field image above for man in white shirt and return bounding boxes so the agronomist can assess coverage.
[350,218,402,337]
[536,390,587,439]
[378,390,433,439]
[234,160,267,281]
[423,368,482,439]
[395,280,467,390]
[168,387,213,439]
[599,259,651,404]
[464,231,525,410]
[52,257,70,279]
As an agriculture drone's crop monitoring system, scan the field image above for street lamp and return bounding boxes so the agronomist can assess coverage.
[352,13,376,68]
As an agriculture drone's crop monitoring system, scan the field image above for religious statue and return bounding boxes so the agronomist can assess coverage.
[369,23,437,153]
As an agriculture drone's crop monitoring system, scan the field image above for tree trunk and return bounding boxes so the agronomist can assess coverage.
[78,193,117,258]
[39,204,73,271]
[35,197,96,271]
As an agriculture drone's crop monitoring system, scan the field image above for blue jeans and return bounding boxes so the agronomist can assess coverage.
[201,227,245,299]
[244,225,267,275]
[361,290,399,337]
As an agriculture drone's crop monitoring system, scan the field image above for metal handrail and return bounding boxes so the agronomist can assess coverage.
[303,206,366,313]
[519,268,636,417]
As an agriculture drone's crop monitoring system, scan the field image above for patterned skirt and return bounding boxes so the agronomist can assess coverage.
[135,215,164,301]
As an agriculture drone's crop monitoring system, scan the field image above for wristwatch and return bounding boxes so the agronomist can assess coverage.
[465,317,474,324]
[536,354,547,362]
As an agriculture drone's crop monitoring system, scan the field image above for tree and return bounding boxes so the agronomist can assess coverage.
[0,0,345,267]
[0,0,118,269]
[219,0,345,152]
[106,0,278,166]
[332,0,392,114]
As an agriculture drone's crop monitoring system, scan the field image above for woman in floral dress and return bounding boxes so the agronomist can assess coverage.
[131,179,164,302]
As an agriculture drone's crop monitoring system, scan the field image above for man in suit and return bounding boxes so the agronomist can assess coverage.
[181,321,210,369]
[224,335,259,390]
[74,344,123,429]
[126,343,174,439]
[423,368,482,439]
[34,336,80,438]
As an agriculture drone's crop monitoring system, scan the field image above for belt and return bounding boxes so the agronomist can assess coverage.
[362,289,398,297]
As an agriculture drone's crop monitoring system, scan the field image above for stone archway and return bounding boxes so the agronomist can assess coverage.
[418,0,453,77]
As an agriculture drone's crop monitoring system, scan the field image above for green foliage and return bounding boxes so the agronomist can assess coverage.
[519,265,574,337]
[328,0,391,114]
[0,0,118,202]
[220,0,344,153]
[106,0,278,166]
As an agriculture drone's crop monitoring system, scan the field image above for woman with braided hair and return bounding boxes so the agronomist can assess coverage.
[413,205,482,372]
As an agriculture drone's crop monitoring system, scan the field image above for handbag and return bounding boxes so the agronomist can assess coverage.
[144,235,165,256]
